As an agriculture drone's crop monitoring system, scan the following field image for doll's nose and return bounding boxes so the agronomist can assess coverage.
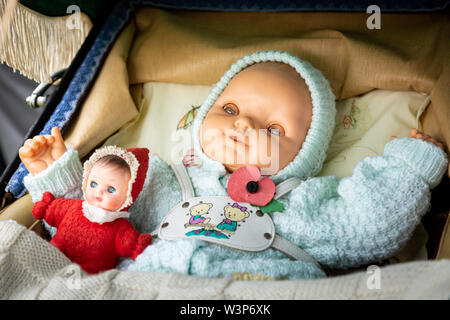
[234,116,254,131]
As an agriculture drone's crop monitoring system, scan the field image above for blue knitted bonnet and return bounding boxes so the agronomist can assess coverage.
[192,50,336,182]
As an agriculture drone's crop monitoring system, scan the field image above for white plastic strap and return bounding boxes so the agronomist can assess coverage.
[271,235,323,270]
[274,177,302,200]
[171,164,195,201]
[150,164,195,238]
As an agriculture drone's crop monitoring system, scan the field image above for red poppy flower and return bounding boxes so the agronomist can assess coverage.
[227,165,276,206]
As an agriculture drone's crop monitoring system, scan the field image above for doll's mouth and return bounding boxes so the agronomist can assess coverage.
[95,197,103,202]
[228,135,249,147]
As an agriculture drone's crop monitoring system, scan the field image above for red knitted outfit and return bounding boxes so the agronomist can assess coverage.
[32,147,152,274]
[33,193,151,274]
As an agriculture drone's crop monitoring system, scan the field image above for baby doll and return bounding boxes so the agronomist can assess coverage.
[20,51,448,279]
[20,134,152,274]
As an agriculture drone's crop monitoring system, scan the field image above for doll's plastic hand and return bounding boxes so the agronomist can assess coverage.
[19,127,67,175]
[390,129,445,152]
[409,129,445,151]
[131,234,152,260]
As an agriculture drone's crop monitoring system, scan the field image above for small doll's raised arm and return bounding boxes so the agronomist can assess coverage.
[19,127,67,175]
[22,127,84,202]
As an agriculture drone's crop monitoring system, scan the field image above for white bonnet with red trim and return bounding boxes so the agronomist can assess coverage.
[82,145,150,211]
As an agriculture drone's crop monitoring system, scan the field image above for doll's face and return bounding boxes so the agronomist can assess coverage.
[84,162,131,211]
[201,62,313,175]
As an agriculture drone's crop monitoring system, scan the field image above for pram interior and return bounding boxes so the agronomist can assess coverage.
[0,1,449,298]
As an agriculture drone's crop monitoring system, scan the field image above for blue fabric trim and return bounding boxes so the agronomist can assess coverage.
[5,0,138,198]
[140,0,449,12]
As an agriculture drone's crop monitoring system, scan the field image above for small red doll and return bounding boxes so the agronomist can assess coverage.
[32,145,152,274]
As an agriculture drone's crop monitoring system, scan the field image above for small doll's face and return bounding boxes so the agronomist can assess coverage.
[84,162,131,211]
[201,62,312,175]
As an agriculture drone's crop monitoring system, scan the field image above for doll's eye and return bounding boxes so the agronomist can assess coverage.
[90,181,98,188]
[107,186,116,194]
[223,103,238,115]
[268,124,285,136]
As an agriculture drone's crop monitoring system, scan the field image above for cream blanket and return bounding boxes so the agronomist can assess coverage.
[1,220,449,300]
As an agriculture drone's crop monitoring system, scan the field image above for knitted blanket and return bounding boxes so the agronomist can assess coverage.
[1,220,449,300]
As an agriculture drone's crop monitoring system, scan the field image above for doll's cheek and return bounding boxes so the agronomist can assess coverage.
[103,193,128,211]
[84,189,95,204]
[103,199,121,211]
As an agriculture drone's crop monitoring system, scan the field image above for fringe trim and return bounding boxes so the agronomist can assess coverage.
[0,0,17,46]
[0,0,92,83]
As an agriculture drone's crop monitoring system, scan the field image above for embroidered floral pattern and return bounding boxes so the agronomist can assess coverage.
[342,102,360,130]
[177,105,200,130]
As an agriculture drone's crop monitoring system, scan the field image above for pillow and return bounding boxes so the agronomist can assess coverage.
[104,83,430,179]
[104,82,212,164]
[319,89,429,177]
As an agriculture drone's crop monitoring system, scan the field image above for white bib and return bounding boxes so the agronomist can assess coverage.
[82,201,131,224]
[159,164,323,270]
[158,196,275,252]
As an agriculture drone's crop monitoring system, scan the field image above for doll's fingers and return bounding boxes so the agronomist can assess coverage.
[19,145,34,158]
[51,127,64,145]
[23,139,33,147]
[415,133,429,141]
[428,138,445,151]
[32,136,46,148]
[50,127,67,159]
[411,129,432,141]
[44,134,55,144]
[23,138,33,147]
[417,134,445,151]
[421,135,435,144]
[24,139,39,151]
[410,128,419,137]
[51,126,62,139]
